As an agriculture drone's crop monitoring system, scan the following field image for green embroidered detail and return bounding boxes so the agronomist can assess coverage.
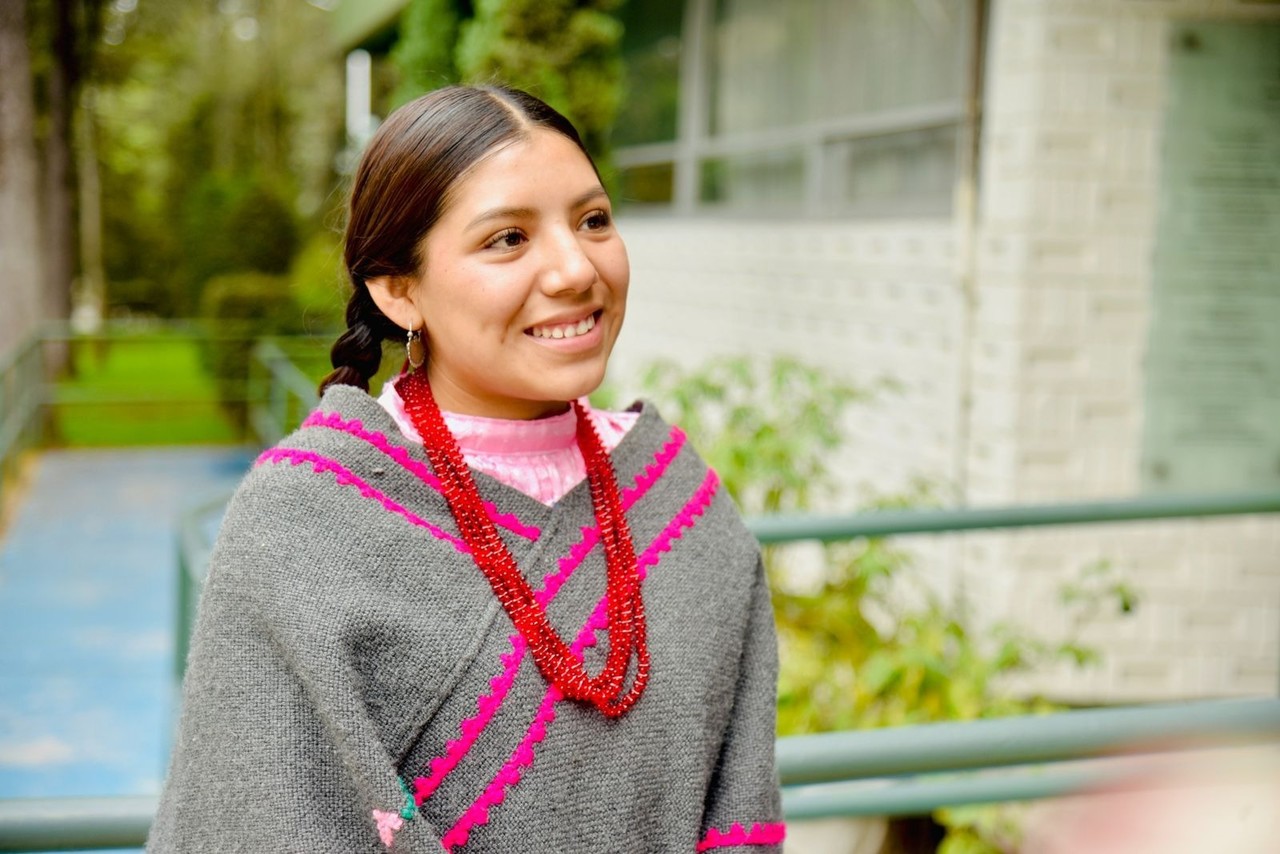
[398,777,417,821]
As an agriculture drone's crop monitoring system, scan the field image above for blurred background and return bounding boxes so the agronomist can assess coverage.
[1,1,1278,852]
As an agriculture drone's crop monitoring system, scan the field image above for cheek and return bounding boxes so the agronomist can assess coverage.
[600,243,631,296]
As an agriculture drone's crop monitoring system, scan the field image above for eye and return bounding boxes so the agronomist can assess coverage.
[484,228,526,250]
[581,209,612,232]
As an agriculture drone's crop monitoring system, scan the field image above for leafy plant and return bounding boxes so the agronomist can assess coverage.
[389,0,462,108]
[199,271,304,427]
[454,0,625,160]
[636,354,1139,853]
[288,230,347,335]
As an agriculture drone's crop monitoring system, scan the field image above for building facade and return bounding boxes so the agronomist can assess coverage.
[610,0,1280,703]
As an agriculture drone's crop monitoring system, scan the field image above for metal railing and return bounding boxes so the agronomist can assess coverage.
[0,323,327,465]
[3,330,1279,851]
[3,697,1278,849]
[0,333,46,512]
[246,338,320,447]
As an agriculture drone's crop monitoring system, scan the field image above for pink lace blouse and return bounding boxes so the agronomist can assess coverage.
[377,380,638,506]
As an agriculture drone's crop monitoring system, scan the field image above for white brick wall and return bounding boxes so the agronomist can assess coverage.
[612,218,965,505]
[970,0,1279,700]
[615,0,1280,704]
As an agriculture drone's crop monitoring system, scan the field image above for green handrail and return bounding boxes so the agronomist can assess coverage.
[247,339,320,446]
[2,698,1277,848]
[776,697,1280,785]
[749,489,1280,542]
[0,332,45,510]
[0,796,154,852]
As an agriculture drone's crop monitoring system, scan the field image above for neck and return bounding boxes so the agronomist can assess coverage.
[426,365,572,421]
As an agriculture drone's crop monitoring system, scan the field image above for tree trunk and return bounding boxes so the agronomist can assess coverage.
[42,0,80,331]
[0,0,45,351]
[76,83,105,331]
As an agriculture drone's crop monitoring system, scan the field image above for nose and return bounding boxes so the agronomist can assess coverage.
[538,227,597,296]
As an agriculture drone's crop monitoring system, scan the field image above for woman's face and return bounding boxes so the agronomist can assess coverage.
[399,129,629,420]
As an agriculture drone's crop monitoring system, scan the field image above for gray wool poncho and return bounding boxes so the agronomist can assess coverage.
[149,386,783,853]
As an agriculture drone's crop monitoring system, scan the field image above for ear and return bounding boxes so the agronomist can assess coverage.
[364,275,423,332]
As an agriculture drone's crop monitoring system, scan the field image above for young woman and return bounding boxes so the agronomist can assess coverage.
[149,86,783,853]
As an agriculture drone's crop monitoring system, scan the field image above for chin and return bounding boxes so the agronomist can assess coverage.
[546,364,608,404]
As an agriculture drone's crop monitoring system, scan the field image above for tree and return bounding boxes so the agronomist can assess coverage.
[0,0,45,348]
[456,0,625,157]
[90,0,342,317]
[388,0,461,108]
[28,0,106,330]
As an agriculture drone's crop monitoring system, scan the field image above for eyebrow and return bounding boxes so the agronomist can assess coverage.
[465,187,609,232]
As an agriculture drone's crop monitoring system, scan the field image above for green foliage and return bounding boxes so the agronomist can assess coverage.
[174,173,299,312]
[199,272,304,426]
[636,354,1139,852]
[54,334,240,446]
[288,230,348,335]
[935,804,1031,854]
[639,356,872,514]
[92,1,342,318]
[389,0,461,107]
[454,0,625,157]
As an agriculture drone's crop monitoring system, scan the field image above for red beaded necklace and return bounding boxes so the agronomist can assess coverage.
[396,368,649,718]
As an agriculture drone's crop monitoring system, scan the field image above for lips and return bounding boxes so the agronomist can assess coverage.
[527,310,600,340]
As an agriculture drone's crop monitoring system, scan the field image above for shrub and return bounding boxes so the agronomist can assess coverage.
[199,272,304,426]
[288,230,348,335]
[636,354,1138,853]
[176,174,300,312]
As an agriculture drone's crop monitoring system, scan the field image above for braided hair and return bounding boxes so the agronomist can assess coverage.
[319,85,596,395]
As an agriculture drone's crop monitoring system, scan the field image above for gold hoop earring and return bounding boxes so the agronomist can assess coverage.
[406,324,426,370]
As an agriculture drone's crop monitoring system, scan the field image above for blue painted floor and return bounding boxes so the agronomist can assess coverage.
[0,446,252,851]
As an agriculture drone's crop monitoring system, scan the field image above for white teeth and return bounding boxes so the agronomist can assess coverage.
[532,313,596,339]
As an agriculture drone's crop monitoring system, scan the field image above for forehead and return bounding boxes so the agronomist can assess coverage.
[442,129,601,213]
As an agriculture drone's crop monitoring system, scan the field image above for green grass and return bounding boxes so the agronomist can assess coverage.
[53,335,243,446]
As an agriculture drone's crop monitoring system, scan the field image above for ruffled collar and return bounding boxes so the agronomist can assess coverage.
[378,378,580,458]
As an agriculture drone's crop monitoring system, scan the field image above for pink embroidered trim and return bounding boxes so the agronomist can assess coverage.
[697,822,787,851]
[440,469,720,850]
[535,427,686,605]
[256,448,469,554]
[302,411,540,541]
[440,689,560,851]
[411,427,687,804]
[372,809,404,848]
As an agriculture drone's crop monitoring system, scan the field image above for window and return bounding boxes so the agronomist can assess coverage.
[614,0,977,216]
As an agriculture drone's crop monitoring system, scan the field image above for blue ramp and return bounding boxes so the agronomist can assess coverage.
[0,447,252,808]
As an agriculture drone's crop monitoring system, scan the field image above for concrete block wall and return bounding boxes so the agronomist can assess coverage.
[615,0,1279,704]
[970,0,1280,700]
[612,218,965,507]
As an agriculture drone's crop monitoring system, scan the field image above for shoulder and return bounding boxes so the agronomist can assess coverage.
[610,400,760,558]
[211,383,446,584]
[247,383,416,489]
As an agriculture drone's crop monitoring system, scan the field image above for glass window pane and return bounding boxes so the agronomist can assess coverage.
[618,162,676,206]
[614,0,685,147]
[825,127,958,217]
[700,150,806,211]
[709,0,970,134]
[710,0,816,135]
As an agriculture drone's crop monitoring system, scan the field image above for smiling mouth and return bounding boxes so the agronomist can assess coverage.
[526,310,601,340]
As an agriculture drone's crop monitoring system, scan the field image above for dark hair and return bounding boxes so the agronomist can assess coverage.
[320,85,597,394]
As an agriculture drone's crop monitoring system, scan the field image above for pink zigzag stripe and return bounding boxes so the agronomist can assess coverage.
[256,448,469,554]
[412,427,686,804]
[696,822,787,851]
[302,411,541,541]
[534,427,685,607]
[440,469,720,851]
